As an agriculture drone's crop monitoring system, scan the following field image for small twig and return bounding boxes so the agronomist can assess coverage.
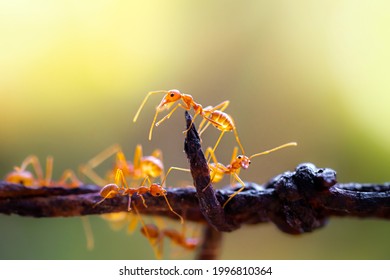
[196,224,223,260]
[184,111,238,232]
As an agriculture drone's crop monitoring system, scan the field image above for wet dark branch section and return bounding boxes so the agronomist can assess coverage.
[1,164,390,234]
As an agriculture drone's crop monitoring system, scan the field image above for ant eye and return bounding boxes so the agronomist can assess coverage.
[249,161,251,164]
[170,93,175,97]
[237,156,242,159]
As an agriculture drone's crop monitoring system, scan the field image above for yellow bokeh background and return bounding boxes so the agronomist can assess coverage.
[1,0,390,259]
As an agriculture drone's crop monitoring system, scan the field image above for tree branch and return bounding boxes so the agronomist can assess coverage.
[1,159,390,235]
[183,111,238,231]
[1,112,390,237]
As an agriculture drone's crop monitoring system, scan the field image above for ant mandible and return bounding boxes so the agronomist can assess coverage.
[204,142,297,208]
[5,155,82,188]
[95,168,185,224]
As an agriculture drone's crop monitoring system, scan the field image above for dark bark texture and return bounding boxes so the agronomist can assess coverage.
[1,112,390,258]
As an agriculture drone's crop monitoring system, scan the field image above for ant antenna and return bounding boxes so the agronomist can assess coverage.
[249,142,297,159]
[133,90,168,123]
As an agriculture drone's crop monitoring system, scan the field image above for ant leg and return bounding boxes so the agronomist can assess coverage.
[203,147,228,190]
[182,111,201,134]
[93,188,119,207]
[153,169,185,224]
[80,144,122,186]
[138,194,148,209]
[114,168,130,189]
[148,101,184,140]
[162,194,184,224]
[57,169,83,188]
[202,100,230,116]
[148,109,160,140]
[210,130,226,158]
[132,144,143,171]
[204,146,218,164]
[155,103,182,127]
[19,155,44,185]
[133,203,163,259]
[114,168,137,211]
[85,144,122,169]
[134,176,151,210]
[79,166,107,187]
[81,217,94,250]
[161,166,190,187]
[233,128,245,155]
[127,194,134,211]
[115,151,132,177]
[198,117,210,136]
[222,173,246,208]
[210,100,230,112]
[44,156,53,186]
[127,213,139,234]
[150,171,185,224]
[141,224,164,259]
[156,230,165,259]
[230,146,239,162]
[96,174,123,207]
[198,100,230,135]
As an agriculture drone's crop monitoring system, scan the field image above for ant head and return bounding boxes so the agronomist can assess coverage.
[158,89,182,108]
[5,170,34,186]
[236,155,251,169]
[149,184,167,197]
[100,183,119,199]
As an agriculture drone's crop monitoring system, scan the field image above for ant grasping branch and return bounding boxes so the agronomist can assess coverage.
[95,168,185,224]
[132,89,246,154]
[80,144,164,186]
[140,222,199,259]
[205,142,297,207]
[5,155,82,188]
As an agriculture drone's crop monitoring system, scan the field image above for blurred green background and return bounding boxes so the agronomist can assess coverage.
[1,0,390,259]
